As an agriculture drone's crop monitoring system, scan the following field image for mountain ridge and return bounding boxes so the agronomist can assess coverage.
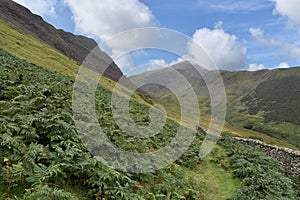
[130,61,300,148]
[0,0,123,82]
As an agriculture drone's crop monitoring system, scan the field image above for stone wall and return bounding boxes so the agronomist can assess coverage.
[233,137,300,178]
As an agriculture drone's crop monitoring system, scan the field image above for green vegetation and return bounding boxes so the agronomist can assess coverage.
[0,48,238,199]
[0,19,150,106]
[1,48,298,199]
[240,76,300,147]
[218,68,300,148]
[132,65,300,150]
[1,14,299,199]
[220,137,299,199]
[242,76,300,125]
[183,146,240,199]
[0,19,78,77]
[224,104,300,149]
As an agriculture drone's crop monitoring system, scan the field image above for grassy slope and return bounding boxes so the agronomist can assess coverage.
[0,48,242,200]
[0,19,78,77]
[196,112,299,150]
[153,93,299,150]
[0,19,242,198]
[133,67,300,150]
[0,19,150,105]
[184,145,240,199]
[217,69,300,148]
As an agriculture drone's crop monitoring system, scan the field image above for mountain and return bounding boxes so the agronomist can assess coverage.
[0,0,123,82]
[0,1,299,199]
[130,62,300,148]
[130,61,209,100]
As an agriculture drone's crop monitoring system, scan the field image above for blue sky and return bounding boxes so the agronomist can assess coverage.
[14,0,300,75]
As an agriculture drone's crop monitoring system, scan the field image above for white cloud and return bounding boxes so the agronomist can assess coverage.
[169,57,185,66]
[248,63,265,71]
[64,0,157,40]
[146,59,168,71]
[274,61,290,69]
[63,0,158,69]
[249,27,264,38]
[214,21,223,29]
[125,57,187,75]
[123,58,169,75]
[202,0,272,13]
[250,27,300,61]
[13,0,57,16]
[273,0,300,33]
[280,43,300,60]
[189,27,247,70]
[149,59,168,66]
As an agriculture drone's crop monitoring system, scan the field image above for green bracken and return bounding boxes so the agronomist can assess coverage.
[0,48,298,199]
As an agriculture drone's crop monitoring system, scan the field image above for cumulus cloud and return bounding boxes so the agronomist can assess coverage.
[248,63,265,71]
[149,59,168,66]
[274,61,290,69]
[250,27,300,61]
[249,27,264,38]
[273,0,300,33]
[145,59,168,71]
[64,0,157,40]
[13,0,57,16]
[123,58,169,75]
[63,0,158,69]
[189,27,247,70]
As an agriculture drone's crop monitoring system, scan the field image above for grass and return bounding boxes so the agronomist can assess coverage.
[1,16,298,199]
[222,70,300,148]
[184,145,240,199]
[0,22,242,198]
[0,47,242,199]
[0,19,78,77]
[0,19,151,106]
[226,104,300,149]
[222,122,300,150]
[156,95,300,150]
[149,90,300,150]
[132,66,300,150]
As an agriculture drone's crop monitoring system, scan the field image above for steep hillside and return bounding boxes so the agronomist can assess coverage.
[0,48,238,199]
[225,68,300,148]
[130,62,300,148]
[241,70,300,125]
[0,17,150,105]
[0,0,123,82]
[1,48,299,200]
[132,61,209,100]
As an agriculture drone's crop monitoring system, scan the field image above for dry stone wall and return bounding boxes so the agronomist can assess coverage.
[233,137,300,178]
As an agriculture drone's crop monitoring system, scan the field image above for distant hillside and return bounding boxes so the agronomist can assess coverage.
[0,0,123,82]
[241,70,300,125]
[130,61,209,100]
[130,62,300,148]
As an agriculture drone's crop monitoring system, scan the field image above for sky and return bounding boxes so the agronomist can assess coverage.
[13,0,300,75]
